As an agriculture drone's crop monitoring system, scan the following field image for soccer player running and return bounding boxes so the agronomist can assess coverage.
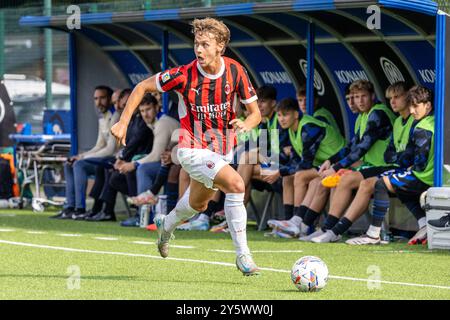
[111,18,262,276]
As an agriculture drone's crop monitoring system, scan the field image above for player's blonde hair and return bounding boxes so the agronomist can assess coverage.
[385,81,410,98]
[350,80,374,94]
[191,17,230,54]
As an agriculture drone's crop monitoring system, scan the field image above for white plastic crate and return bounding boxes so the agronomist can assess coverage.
[424,187,450,250]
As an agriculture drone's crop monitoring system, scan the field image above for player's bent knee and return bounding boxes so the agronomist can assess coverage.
[294,171,307,185]
[315,182,328,195]
[341,172,362,189]
[190,202,208,213]
[232,180,245,194]
[227,177,245,194]
[359,179,375,194]
[309,177,321,187]
[340,173,355,185]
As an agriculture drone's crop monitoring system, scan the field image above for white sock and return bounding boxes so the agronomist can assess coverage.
[225,193,250,256]
[366,225,381,239]
[418,217,427,229]
[290,215,302,226]
[164,187,199,233]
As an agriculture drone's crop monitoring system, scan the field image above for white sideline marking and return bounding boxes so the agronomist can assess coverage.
[0,229,15,232]
[208,249,303,253]
[130,241,194,249]
[0,214,16,217]
[94,237,118,241]
[131,241,154,245]
[373,250,435,254]
[56,234,82,237]
[172,245,195,249]
[0,239,449,291]
[26,231,47,235]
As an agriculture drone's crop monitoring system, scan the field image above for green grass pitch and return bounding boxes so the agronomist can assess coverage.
[0,209,449,300]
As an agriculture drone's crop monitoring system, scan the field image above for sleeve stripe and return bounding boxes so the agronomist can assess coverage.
[155,72,164,92]
[240,67,251,100]
[162,75,184,92]
[240,95,258,104]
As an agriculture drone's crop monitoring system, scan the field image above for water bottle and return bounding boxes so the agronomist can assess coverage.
[139,205,150,228]
[380,222,392,242]
[154,195,168,216]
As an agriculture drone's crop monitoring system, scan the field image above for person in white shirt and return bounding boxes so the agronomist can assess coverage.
[51,85,121,219]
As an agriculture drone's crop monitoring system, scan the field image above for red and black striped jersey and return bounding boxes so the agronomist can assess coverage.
[156,56,257,155]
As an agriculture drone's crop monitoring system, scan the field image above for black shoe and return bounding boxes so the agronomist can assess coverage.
[428,213,450,230]
[64,208,85,219]
[86,211,116,222]
[72,209,97,221]
[49,207,74,219]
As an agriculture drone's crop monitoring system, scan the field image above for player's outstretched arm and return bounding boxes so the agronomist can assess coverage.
[111,75,158,145]
[230,101,261,134]
[243,100,261,130]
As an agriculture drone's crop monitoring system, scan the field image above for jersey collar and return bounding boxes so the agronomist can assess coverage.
[196,57,225,80]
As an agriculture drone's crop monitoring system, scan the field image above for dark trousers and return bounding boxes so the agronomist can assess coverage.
[100,170,137,205]
[89,165,106,200]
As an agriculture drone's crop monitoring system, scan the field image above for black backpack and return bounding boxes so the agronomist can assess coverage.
[0,157,13,199]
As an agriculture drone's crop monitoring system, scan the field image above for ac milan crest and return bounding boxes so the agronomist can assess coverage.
[206,161,215,169]
[224,83,231,95]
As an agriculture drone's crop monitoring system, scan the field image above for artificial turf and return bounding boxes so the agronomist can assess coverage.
[0,209,449,300]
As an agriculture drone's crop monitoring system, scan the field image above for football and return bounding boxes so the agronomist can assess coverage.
[291,256,329,292]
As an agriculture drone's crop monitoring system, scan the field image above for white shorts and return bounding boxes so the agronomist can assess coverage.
[177,148,233,190]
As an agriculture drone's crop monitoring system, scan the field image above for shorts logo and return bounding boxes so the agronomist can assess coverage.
[206,160,215,169]
[225,83,231,95]
[162,72,170,83]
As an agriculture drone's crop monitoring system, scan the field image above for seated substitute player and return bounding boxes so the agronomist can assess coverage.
[272,80,396,238]
[344,83,360,114]
[267,97,345,237]
[111,18,262,276]
[236,85,286,209]
[346,85,435,245]
[267,82,359,237]
[310,81,415,243]
[296,85,341,134]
